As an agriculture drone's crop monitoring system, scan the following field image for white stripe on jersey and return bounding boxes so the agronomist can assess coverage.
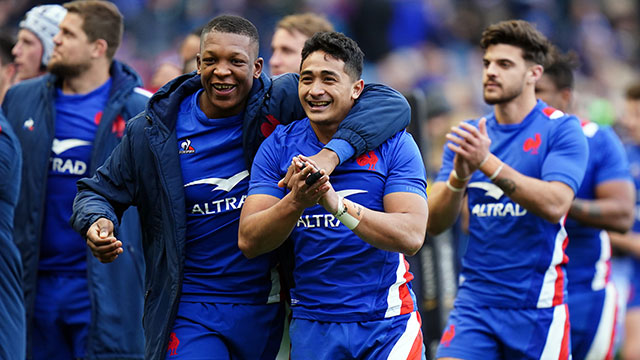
[592,230,612,291]
[387,311,421,360]
[540,304,569,359]
[585,283,617,360]
[267,267,281,304]
[134,87,153,98]
[385,253,408,318]
[537,216,567,308]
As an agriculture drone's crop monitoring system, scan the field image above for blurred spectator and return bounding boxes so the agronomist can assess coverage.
[182,55,197,74]
[12,4,66,82]
[179,25,202,64]
[149,61,181,92]
[269,13,333,76]
[0,32,16,103]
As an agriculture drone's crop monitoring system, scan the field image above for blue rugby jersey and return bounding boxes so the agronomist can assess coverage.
[625,142,640,308]
[564,121,631,293]
[626,142,640,234]
[435,100,588,309]
[177,89,279,304]
[39,79,111,272]
[249,118,427,322]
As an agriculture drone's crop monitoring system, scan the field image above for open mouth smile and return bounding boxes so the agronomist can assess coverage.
[307,100,331,109]
[212,83,236,94]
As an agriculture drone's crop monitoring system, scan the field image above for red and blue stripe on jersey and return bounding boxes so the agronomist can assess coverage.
[565,121,631,293]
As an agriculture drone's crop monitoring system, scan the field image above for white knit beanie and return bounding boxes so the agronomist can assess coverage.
[19,5,67,66]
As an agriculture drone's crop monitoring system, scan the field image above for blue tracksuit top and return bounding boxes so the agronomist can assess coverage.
[0,110,25,360]
[2,60,150,360]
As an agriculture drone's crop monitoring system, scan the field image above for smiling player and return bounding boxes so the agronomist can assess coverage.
[239,31,428,359]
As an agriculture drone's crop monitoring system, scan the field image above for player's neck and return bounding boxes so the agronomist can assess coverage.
[309,120,340,145]
[61,60,111,95]
[494,91,538,125]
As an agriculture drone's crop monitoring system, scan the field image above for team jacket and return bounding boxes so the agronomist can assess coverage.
[70,71,411,360]
[0,110,25,360]
[2,61,150,360]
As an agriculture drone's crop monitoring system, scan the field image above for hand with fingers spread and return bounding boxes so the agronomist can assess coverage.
[446,117,492,173]
[85,218,123,263]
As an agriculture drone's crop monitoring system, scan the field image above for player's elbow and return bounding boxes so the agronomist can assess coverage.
[403,238,424,256]
[237,233,260,259]
[402,226,426,256]
[610,203,635,233]
[542,207,567,224]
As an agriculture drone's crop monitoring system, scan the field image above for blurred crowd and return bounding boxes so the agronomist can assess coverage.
[2,0,639,160]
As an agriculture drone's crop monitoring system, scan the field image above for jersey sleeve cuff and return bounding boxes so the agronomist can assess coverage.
[324,139,355,165]
[247,185,285,199]
[384,184,427,200]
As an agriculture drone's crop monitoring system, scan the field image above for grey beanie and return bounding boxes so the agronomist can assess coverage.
[19,4,67,66]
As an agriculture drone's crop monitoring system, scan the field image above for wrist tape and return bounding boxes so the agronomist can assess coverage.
[333,196,362,230]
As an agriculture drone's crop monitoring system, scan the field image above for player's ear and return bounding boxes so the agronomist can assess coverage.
[253,57,264,79]
[351,79,364,100]
[528,64,543,85]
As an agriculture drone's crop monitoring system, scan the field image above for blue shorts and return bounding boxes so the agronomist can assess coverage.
[436,303,571,360]
[568,283,617,360]
[33,272,90,360]
[165,301,285,360]
[290,311,424,360]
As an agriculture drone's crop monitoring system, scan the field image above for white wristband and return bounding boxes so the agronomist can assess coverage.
[452,169,471,181]
[478,154,490,169]
[446,179,464,193]
[333,196,361,230]
[489,163,504,180]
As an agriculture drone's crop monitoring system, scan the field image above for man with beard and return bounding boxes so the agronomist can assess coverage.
[427,20,588,359]
[1,1,149,359]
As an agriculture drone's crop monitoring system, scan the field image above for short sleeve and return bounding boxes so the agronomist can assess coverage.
[383,131,428,199]
[592,126,632,185]
[541,116,589,194]
[248,126,287,199]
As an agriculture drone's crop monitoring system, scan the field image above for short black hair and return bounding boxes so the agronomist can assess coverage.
[0,32,14,66]
[301,31,364,80]
[626,83,640,101]
[544,48,579,91]
[481,20,551,67]
[202,15,259,56]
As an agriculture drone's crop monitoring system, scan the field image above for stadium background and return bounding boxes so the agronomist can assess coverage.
[3,0,639,358]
